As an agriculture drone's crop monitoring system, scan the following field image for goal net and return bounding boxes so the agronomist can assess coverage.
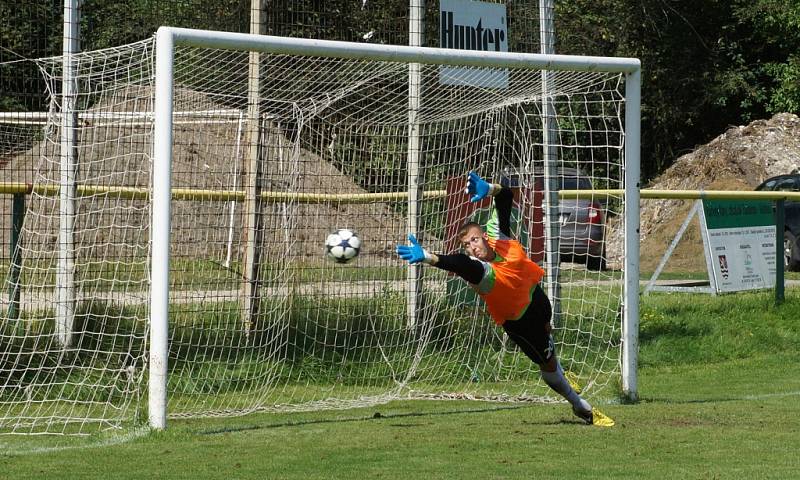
[1,30,638,434]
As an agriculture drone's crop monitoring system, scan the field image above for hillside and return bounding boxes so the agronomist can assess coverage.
[606,112,800,272]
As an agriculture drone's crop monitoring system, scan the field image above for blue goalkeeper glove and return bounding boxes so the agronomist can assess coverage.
[466,171,491,203]
[396,234,433,264]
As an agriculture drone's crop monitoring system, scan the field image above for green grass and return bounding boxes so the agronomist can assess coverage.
[639,289,800,367]
[2,290,799,478]
[1,358,798,479]
[2,286,621,405]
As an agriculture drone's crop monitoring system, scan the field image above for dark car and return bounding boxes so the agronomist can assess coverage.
[554,168,606,271]
[755,173,800,271]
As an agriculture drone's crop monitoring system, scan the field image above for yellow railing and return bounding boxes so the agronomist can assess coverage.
[0,182,447,203]
[558,189,800,201]
[3,182,800,202]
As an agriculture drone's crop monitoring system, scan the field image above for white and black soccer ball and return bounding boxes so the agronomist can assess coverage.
[325,228,361,264]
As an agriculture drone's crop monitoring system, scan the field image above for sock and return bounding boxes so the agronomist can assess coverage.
[541,363,591,412]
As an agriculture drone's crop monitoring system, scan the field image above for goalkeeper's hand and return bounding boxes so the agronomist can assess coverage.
[465,171,491,203]
[396,234,435,265]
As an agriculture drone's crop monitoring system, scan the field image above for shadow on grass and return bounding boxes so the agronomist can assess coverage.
[195,403,545,435]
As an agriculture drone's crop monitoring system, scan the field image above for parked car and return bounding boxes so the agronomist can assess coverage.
[499,167,607,270]
[754,173,800,271]
[554,168,606,271]
[500,167,607,270]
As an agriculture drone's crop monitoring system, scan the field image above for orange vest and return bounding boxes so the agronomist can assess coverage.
[478,238,545,325]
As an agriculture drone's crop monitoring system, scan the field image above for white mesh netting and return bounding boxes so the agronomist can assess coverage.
[1,36,626,434]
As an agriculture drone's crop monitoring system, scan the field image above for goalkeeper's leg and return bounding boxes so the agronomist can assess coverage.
[540,356,614,427]
[502,305,614,427]
[502,296,590,414]
[540,356,591,413]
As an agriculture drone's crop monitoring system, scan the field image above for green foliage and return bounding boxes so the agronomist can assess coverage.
[556,0,800,181]
[0,1,60,115]
[763,56,800,114]
[80,0,249,49]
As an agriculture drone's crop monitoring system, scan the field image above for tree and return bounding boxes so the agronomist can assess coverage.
[719,0,800,117]
[556,0,799,180]
[0,1,61,111]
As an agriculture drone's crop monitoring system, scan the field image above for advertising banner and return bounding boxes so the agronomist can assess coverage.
[701,199,777,292]
[439,0,508,88]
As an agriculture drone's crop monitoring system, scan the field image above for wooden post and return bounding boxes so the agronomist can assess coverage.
[7,194,25,321]
[242,0,265,334]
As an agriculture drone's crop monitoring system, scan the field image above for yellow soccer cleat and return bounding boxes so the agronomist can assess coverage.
[573,407,615,427]
[590,408,615,427]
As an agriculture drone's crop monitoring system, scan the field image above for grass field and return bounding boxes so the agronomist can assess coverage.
[1,289,799,479]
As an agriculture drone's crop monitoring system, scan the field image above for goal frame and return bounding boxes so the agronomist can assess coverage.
[150,26,641,429]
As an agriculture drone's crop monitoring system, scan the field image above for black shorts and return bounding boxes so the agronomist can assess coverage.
[500,284,554,365]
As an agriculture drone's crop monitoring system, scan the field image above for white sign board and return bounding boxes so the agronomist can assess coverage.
[439,0,508,88]
[701,199,777,292]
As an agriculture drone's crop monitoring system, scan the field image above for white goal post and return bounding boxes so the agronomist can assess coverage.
[150,27,641,429]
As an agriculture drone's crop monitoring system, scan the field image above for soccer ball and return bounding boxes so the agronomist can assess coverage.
[325,228,361,264]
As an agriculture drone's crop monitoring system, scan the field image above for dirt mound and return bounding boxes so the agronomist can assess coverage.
[606,112,800,272]
[0,86,405,265]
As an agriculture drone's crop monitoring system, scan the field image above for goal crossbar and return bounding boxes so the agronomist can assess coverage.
[163,27,641,73]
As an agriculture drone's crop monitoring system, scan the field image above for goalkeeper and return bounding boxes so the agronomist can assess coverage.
[396,172,614,427]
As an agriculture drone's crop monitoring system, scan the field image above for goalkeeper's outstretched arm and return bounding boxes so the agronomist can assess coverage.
[395,172,505,283]
[395,234,485,284]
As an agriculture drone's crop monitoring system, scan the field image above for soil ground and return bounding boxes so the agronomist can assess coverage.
[606,112,800,273]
